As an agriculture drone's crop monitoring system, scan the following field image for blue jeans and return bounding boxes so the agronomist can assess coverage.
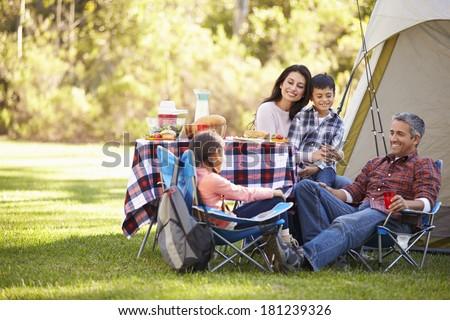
[334,175,352,189]
[294,180,409,271]
[304,173,351,189]
[234,197,288,229]
[311,167,336,187]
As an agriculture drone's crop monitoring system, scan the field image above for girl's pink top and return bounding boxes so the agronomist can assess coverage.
[196,167,274,228]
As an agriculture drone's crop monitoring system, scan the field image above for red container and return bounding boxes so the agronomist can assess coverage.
[383,191,395,209]
[158,114,177,127]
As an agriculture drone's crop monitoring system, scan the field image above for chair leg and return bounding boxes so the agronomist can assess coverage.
[420,231,433,269]
[348,249,373,272]
[210,233,268,272]
[378,233,383,270]
[137,219,155,258]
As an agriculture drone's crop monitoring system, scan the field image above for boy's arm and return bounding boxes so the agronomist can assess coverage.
[289,116,310,163]
[322,122,345,162]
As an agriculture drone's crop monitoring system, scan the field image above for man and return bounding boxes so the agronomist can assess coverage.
[292,112,441,271]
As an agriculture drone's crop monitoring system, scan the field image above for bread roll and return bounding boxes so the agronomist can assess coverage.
[243,130,268,139]
[194,114,227,126]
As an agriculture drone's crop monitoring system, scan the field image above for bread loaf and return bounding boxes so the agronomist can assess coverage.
[194,114,227,126]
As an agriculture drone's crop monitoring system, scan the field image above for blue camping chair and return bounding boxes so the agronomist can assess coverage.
[349,160,442,272]
[156,146,293,272]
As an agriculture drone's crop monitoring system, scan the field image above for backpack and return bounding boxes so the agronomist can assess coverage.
[156,156,214,272]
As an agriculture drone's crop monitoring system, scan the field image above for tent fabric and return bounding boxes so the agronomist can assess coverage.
[341,0,450,249]
[343,19,450,203]
[353,0,450,68]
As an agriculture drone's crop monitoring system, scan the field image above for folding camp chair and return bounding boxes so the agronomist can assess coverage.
[193,203,293,272]
[349,160,442,272]
[155,146,294,272]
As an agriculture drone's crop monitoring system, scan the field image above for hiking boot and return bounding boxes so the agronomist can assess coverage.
[288,234,300,248]
[264,233,306,273]
[280,240,306,272]
[262,233,285,272]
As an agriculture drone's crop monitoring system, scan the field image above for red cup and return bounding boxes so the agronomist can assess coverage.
[383,191,395,209]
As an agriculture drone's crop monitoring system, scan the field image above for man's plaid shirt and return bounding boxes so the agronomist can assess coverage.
[288,105,344,170]
[343,152,441,216]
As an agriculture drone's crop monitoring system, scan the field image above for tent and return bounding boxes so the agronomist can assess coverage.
[339,0,450,250]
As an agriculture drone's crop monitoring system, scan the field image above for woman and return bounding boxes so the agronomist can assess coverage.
[255,64,312,137]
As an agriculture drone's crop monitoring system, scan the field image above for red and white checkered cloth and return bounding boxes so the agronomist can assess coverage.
[122,138,296,237]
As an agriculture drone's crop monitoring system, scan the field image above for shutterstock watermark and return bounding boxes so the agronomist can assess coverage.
[99,132,345,172]
[99,132,294,170]
[101,132,132,168]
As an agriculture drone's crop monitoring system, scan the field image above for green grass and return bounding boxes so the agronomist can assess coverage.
[0,138,449,299]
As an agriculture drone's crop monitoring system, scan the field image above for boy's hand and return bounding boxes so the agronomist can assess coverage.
[299,165,320,178]
[321,145,343,161]
[311,148,327,161]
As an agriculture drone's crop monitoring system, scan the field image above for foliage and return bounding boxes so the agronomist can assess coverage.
[0,0,375,142]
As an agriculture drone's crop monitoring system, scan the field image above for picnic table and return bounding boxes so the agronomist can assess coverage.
[122,138,296,237]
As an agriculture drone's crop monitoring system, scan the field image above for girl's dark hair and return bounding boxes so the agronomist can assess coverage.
[188,131,224,168]
[262,64,312,120]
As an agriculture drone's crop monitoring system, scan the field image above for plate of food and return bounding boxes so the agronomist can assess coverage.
[228,136,266,143]
[145,129,177,141]
[269,134,289,143]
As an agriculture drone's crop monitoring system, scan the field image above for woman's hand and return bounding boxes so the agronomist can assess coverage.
[299,165,320,178]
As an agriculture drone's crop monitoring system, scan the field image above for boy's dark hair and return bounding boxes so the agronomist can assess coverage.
[188,131,224,168]
[311,73,335,94]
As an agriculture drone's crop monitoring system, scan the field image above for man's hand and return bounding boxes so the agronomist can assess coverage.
[317,181,347,202]
[299,165,320,178]
[388,194,408,213]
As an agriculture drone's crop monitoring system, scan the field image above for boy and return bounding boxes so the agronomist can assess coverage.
[287,73,344,187]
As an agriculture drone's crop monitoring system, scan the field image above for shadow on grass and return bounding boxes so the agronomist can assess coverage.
[0,167,126,204]
[0,233,165,287]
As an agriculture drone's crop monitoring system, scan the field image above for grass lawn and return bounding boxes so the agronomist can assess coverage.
[0,138,449,299]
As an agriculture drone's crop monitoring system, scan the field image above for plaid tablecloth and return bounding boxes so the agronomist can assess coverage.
[122,138,296,237]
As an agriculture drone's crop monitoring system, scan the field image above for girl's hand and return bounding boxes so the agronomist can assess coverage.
[273,189,286,201]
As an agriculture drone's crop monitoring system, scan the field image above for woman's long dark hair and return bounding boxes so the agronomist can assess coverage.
[262,64,312,120]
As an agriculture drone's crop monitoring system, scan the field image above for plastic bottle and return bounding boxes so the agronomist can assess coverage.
[193,89,210,122]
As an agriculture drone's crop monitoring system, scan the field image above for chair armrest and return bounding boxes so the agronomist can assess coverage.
[401,208,431,216]
[193,204,290,227]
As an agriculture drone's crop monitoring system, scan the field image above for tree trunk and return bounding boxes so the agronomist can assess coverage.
[233,0,249,36]
[17,0,26,59]
[68,0,75,50]
[56,0,62,47]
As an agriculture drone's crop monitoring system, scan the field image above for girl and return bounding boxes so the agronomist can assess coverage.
[255,64,312,137]
[189,131,296,246]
